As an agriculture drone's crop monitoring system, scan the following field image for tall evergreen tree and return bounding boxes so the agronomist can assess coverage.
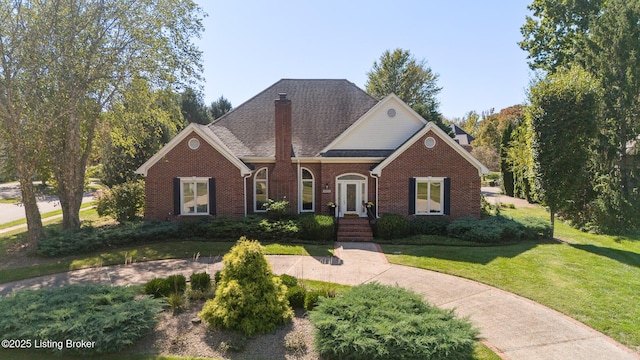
[528,66,601,235]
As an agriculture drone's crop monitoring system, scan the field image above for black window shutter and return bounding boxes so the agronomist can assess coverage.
[444,178,451,215]
[173,178,181,216]
[209,178,216,216]
[409,178,416,215]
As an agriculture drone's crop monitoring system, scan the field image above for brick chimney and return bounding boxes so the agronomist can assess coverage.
[271,93,296,206]
[275,93,292,164]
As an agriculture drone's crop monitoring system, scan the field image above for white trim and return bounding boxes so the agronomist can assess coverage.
[135,123,252,177]
[299,167,315,213]
[414,177,445,215]
[371,122,490,177]
[253,167,268,212]
[240,156,385,164]
[179,177,210,216]
[335,173,368,217]
[320,94,427,153]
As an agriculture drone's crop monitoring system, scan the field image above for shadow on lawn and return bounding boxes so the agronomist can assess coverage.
[569,243,640,268]
[385,241,543,265]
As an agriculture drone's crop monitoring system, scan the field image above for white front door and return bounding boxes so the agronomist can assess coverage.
[337,179,366,217]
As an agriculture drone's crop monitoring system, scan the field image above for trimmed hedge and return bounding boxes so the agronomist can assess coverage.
[38,215,336,257]
[376,214,410,239]
[0,285,162,355]
[409,216,449,236]
[447,215,552,244]
[286,285,307,309]
[190,272,212,292]
[309,283,478,360]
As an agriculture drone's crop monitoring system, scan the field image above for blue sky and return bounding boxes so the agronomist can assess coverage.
[194,1,533,119]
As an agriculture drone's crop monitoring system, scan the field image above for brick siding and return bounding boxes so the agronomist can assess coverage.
[144,132,245,220]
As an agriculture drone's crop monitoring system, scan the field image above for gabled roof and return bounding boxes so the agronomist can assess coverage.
[320,94,427,153]
[135,123,252,176]
[371,122,490,176]
[450,124,474,146]
[209,79,378,157]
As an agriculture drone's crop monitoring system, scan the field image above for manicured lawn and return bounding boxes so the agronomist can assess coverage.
[383,206,640,352]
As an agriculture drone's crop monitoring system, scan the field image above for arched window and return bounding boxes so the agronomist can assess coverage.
[254,168,268,212]
[300,168,314,212]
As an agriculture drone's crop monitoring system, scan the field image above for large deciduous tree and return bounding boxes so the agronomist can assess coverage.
[100,78,183,187]
[365,48,449,132]
[527,66,601,235]
[1,0,205,237]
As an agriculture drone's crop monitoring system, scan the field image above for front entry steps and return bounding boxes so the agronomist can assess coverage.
[337,217,373,242]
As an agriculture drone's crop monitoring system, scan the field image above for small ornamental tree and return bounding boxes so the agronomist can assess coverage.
[96,180,145,223]
[199,237,293,335]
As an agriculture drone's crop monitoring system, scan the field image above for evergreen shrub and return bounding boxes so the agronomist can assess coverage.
[0,285,162,354]
[190,272,211,292]
[309,283,478,360]
[376,214,410,239]
[199,237,293,335]
[409,216,449,236]
[286,285,307,309]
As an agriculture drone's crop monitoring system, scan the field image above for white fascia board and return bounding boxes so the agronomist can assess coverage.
[135,123,252,176]
[239,157,385,164]
[370,122,490,177]
[319,93,427,153]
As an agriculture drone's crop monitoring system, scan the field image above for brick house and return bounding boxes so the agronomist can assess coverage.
[136,79,488,223]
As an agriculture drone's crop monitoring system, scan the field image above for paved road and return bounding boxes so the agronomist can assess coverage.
[0,242,637,360]
[0,182,94,224]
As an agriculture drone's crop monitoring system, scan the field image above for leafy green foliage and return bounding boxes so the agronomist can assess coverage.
[298,214,335,241]
[409,216,448,236]
[304,290,324,311]
[365,49,451,133]
[262,199,293,220]
[190,272,212,292]
[278,274,298,288]
[38,214,335,257]
[143,274,186,298]
[376,214,410,239]
[286,285,307,309]
[144,278,173,298]
[96,180,145,223]
[528,66,601,233]
[309,283,478,360]
[180,87,211,125]
[0,285,162,354]
[38,221,180,257]
[209,95,233,120]
[199,238,293,335]
[100,78,183,187]
[446,216,552,244]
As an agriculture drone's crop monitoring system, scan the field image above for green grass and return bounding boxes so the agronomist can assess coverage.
[383,206,640,352]
[0,201,95,231]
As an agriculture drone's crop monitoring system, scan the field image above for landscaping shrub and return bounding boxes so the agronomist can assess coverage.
[298,214,335,241]
[143,274,186,298]
[262,199,293,220]
[143,278,172,298]
[166,274,187,295]
[446,215,552,244]
[190,272,212,292]
[199,237,293,335]
[309,283,478,360]
[38,220,179,257]
[286,285,307,309]
[0,285,162,355]
[279,274,298,288]
[304,290,324,311]
[95,180,145,223]
[376,213,410,239]
[409,216,449,236]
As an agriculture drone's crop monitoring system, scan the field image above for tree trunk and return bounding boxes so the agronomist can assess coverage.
[18,175,44,247]
[550,208,555,239]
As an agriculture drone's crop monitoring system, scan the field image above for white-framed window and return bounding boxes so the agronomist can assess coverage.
[300,168,314,212]
[415,177,444,215]
[180,177,209,215]
[254,167,268,212]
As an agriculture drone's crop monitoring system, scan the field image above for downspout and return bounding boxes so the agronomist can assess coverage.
[370,172,380,218]
[243,172,252,217]
[296,158,301,214]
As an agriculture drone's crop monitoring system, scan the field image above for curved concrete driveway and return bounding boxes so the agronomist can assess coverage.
[0,242,637,360]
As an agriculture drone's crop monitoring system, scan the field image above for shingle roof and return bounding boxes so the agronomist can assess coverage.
[450,124,474,146]
[209,79,378,157]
